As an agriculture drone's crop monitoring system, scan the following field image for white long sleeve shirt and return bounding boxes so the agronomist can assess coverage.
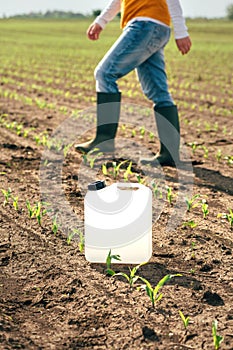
[95,0,188,39]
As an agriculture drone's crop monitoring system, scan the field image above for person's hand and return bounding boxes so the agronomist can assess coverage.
[87,23,103,40]
[175,36,192,55]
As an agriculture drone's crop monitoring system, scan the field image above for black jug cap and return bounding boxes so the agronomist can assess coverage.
[88,180,106,191]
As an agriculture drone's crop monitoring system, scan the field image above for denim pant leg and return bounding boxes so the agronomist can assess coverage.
[94,21,171,94]
[136,49,174,107]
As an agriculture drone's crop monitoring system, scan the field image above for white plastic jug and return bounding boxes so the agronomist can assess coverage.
[84,180,152,264]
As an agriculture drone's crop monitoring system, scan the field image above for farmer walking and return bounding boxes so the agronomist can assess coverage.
[75,0,192,166]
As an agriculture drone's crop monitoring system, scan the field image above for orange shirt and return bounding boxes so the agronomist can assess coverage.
[120,0,171,28]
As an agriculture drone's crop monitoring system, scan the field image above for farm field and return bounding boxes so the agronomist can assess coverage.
[0,18,233,349]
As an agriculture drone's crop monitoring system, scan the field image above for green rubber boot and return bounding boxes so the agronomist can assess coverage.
[140,105,180,166]
[75,92,121,153]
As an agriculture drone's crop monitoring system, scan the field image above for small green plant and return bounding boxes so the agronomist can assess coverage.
[202,145,209,159]
[179,310,190,328]
[201,199,209,219]
[166,186,174,205]
[218,209,233,229]
[216,149,222,162]
[139,274,182,308]
[12,196,19,211]
[131,129,136,137]
[188,141,199,154]
[106,249,121,274]
[212,320,224,350]
[111,262,146,288]
[68,229,85,251]
[224,155,233,166]
[26,201,47,226]
[52,215,59,234]
[1,188,12,206]
[139,126,145,137]
[102,163,108,176]
[182,220,198,229]
[86,148,103,169]
[185,194,200,212]
[35,202,47,226]
[151,181,163,199]
[111,160,128,179]
[123,161,133,181]
[26,200,35,218]
[136,174,146,185]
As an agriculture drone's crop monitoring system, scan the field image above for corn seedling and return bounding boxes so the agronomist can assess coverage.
[139,126,145,137]
[217,209,233,229]
[149,132,154,141]
[26,201,47,226]
[202,145,209,159]
[86,149,103,169]
[216,149,222,162]
[188,142,199,154]
[123,161,133,181]
[35,202,47,226]
[1,188,12,206]
[182,220,198,229]
[201,199,209,219]
[67,231,76,245]
[212,320,224,350]
[26,200,35,218]
[185,194,200,212]
[131,129,136,137]
[52,215,59,235]
[166,186,174,205]
[224,155,233,166]
[139,274,182,308]
[12,196,19,211]
[137,174,146,185]
[179,310,190,328]
[111,262,146,288]
[68,228,85,251]
[106,249,121,275]
[151,181,163,199]
[102,163,108,176]
[111,160,128,179]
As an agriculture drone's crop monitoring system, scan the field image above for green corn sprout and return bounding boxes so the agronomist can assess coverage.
[139,126,145,137]
[212,320,224,350]
[12,196,19,211]
[102,163,108,176]
[1,188,12,206]
[106,249,121,275]
[218,209,233,229]
[52,215,59,234]
[139,274,182,308]
[166,186,173,205]
[111,160,128,179]
[151,181,162,198]
[68,229,85,252]
[179,310,190,328]
[131,129,136,137]
[35,202,47,226]
[216,149,222,162]
[185,194,200,212]
[182,220,198,229]
[149,132,154,141]
[26,200,35,218]
[201,199,209,219]
[136,174,146,184]
[202,145,209,159]
[123,161,133,181]
[111,262,147,288]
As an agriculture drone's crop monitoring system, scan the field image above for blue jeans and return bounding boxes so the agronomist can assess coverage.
[95,20,174,107]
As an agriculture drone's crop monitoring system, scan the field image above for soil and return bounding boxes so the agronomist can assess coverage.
[0,90,233,350]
